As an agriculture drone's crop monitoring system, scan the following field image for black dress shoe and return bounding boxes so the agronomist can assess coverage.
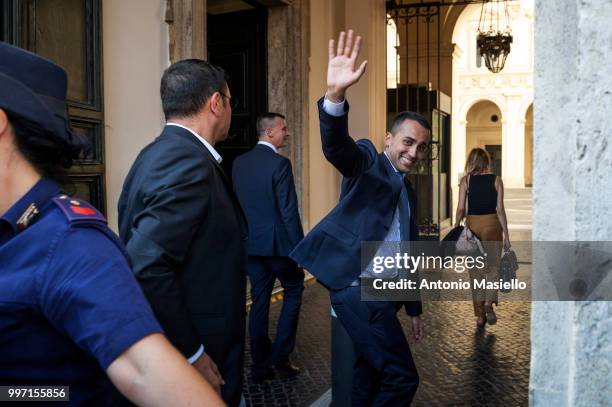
[273,362,301,378]
[251,369,275,383]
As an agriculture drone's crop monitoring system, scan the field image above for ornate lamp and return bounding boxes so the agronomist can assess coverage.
[477,0,513,73]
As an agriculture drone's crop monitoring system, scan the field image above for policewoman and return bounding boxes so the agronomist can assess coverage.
[0,43,225,406]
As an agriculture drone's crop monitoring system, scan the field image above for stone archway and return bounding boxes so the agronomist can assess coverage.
[450,0,534,197]
[466,100,503,175]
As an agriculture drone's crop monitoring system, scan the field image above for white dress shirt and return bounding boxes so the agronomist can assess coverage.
[322,96,346,117]
[166,122,223,163]
[257,140,278,153]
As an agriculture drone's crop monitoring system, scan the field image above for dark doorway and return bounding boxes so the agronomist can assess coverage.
[207,5,267,178]
[485,144,502,176]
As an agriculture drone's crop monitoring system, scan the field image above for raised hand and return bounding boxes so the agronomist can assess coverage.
[327,30,368,102]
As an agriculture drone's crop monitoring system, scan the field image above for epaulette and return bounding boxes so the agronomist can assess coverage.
[51,195,107,224]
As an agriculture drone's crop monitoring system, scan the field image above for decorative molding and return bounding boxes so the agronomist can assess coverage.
[459,72,533,91]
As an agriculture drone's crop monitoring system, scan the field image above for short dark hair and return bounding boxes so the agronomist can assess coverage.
[160,59,228,120]
[8,112,82,185]
[256,112,285,136]
[390,111,431,135]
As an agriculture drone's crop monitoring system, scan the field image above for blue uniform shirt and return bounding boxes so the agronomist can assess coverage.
[0,178,163,405]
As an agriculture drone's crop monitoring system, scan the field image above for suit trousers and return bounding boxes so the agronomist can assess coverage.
[330,286,419,406]
[248,256,304,374]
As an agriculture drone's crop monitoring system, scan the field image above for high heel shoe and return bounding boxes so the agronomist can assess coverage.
[484,304,497,325]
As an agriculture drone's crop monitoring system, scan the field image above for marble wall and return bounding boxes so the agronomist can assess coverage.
[531,0,612,405]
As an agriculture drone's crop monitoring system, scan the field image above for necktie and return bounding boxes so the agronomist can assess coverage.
[397,174,412,279]
[397,173,411,242]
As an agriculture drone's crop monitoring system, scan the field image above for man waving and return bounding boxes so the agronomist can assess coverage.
[290,30,430,405]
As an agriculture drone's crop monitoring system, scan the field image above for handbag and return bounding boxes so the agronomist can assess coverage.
[455,227,485,256]
[499,248,519,293]
[441,225,464,257]
[455,175,485,257]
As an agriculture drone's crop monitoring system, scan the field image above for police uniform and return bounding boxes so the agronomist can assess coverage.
[0,178,163,405]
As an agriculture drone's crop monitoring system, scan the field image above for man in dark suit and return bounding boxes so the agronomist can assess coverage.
[290,30,429,405]
[118,59,248,407]
[232,113,305,382]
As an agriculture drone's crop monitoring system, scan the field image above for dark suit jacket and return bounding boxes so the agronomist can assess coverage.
[290,98,422,316]
[118,125,248,406]
[232,143,304,257]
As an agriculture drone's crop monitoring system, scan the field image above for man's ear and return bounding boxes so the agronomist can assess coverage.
[384,131,392,148]
[209,92,223,116]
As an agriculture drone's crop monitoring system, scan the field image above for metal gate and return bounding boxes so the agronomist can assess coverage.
[387,0,494,241]
[386,1,452,241]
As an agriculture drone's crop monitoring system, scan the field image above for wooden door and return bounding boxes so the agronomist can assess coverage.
[1,0,106,213]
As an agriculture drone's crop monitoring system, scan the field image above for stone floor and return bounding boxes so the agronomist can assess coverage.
[504,188,532,230]
[242,282,531,407]
[242,280,332,407]
[242,189,533,406]
[405,300,531,407]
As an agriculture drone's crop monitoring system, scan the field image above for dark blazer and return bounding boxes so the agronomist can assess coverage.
[232,143,304,257]
[290,98,421,315]
[118,125,248,406]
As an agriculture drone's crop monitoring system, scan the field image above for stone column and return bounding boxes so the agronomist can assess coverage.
[267,0,309,219]
[501,95,525,188]
[343,0,386,146]
[165,0,207,62]
[367,0,388,148]
[531,1,612,406]
[450,45,465,224]
[307,0,342,229]
[450,118,466,223]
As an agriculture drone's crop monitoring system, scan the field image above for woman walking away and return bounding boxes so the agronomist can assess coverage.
[454,148,510,328]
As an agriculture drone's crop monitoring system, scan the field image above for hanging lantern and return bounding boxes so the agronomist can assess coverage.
[477,0,513,73]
